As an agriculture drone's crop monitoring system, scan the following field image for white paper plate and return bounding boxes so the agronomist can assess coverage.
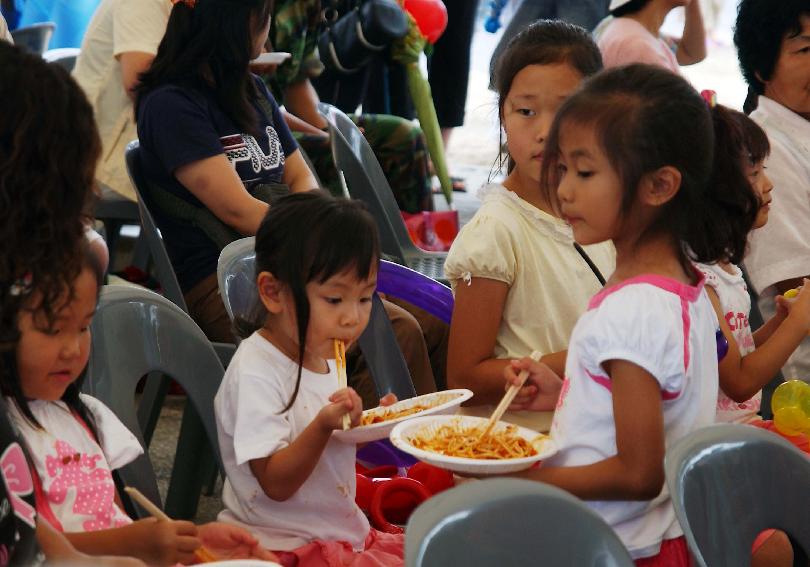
[333,389,473,444]
[389,415,556,475]
[249,52,292,66]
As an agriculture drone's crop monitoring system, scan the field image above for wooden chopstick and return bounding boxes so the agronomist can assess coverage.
[334,339,351,430]
[124,487,219,563]
[478,350,543,441]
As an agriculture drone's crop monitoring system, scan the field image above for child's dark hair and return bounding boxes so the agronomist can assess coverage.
[491,19,603,175]
[136,0,274,136]
[241,191,380,412]
[728,108,771,167]
[0,42,100,414]
[2,245,104,436]
[541,64,758,271]
[610,0,652,17]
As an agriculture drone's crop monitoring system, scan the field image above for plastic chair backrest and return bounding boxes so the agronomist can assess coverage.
[43,46,79,71]
[124,141,188,312]
[378,260,452,324]
[217,237,416,400]
[10,21,55,53]
[406,478,634,567]
[319,103,409,263]
[665,424,810,567]
[83,285,225,511]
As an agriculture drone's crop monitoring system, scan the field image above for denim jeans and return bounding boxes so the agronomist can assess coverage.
[489,0,610,77]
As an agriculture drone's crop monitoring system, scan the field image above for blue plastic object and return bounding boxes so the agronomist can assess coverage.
[716,328,728,361]
[18,0,99,48]
[484,0,508,33]
[378,260,453,324]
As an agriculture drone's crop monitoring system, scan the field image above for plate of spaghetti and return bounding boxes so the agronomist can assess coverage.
[389,415,555,474]
[333,389,474,444]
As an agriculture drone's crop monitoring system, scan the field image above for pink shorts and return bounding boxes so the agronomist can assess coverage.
[634,537,691,567]
[274,529,404,567]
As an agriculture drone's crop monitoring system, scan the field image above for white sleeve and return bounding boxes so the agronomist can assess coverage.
[744,140,810,293]
[444,214,517,286]
[79,394,144,470]
[0,15,12,44]
[226,364,294,467]
[584,288,686,397]
[112,0,170,57]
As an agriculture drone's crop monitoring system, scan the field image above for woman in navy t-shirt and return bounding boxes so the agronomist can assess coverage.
[136,0,318,342]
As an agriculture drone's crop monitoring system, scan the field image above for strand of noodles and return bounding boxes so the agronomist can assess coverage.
[410,424,539,460]
[334,339,351,430]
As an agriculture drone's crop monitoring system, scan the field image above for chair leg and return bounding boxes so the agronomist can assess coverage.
[137,372,171,447]
[164,403,218,520]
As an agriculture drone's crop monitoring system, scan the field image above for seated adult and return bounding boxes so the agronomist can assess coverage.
[0,11,11,42]
[735,0,810,381]
[73,0,171,200]
[135,0,438,404]
[268,0,434,213]
[596,0,706,73]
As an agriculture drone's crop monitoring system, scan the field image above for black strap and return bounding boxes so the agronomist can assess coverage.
[574,242,606,287]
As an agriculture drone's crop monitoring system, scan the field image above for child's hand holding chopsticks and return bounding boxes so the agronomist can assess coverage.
[504,357,564,412]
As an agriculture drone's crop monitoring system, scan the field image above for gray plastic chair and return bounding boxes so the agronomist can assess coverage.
[125,141,188,312]
[43,47,80,71]
[84,285,225,519]
[406,478,634,567]
[217,237,416,401]
[665,424,810,567]
[318,103,447,283]
[10,22,55,54]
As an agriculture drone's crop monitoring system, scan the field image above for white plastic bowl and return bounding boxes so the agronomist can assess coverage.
[332,389,473,444]
[389,415,556,475]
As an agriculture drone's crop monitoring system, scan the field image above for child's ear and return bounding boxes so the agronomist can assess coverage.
[257,271,285,314]
[639,166,681,207]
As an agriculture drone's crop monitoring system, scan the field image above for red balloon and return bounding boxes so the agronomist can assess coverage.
[403,0,448,44]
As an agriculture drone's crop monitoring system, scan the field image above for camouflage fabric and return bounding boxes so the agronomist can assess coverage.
[297,113,433,213]
[269,0,433,213]
[266,0,324,103]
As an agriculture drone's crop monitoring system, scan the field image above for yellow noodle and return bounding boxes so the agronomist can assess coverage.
[410,423,541,460]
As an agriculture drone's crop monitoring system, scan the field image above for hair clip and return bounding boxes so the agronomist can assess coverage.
[700,89,717,109]
[171,0,196,7]
[8,273,32,297]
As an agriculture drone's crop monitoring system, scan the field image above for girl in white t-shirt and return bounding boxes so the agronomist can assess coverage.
[445,20,615,406]
[504,66,760,565]
[698,107,810,428]
[4,247,274,565]
[214,192,404,565]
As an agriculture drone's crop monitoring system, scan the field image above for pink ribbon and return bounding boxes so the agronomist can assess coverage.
[0,444,37,529]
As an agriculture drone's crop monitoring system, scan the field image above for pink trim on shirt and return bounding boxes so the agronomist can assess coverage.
[586,369,612,392]
[680,297,691,372]
[588,369,681,400]
[588,270,706,310]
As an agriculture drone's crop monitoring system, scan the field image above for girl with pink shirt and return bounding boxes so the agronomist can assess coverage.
[503,65,763,565]
[596,0,706,73]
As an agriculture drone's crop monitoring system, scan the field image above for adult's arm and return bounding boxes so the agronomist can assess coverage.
[675,0,706,65]
[119,52,155,99]
[175,156,270,235]
[282,149,319,194]
[283,79,329,130]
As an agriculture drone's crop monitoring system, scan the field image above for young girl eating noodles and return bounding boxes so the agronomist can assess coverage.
[214,192,403,565]
[506,65,757,565]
